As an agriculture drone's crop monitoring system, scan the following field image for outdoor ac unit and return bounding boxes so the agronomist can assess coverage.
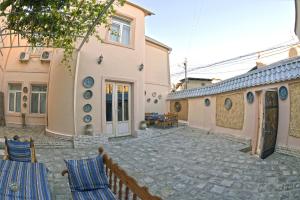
[19,52,29,62]
[40,51,51,62]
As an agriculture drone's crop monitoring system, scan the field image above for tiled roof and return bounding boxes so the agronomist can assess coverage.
[167,57,300,100]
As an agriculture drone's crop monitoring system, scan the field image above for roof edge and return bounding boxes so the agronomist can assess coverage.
[145,36,172,51]
[125,1,154,16]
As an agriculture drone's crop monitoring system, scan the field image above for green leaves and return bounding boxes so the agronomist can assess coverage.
[0,0,125,71]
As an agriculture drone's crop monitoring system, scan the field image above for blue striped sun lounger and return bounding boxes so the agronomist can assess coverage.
[0,159,51,200]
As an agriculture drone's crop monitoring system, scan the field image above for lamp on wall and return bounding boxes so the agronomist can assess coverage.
[97,54,103,64]
[139,63,144,71]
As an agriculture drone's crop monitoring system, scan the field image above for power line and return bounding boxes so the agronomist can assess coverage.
[171,43,299,78]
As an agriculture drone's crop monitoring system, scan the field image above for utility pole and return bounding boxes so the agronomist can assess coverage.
[183,58,188,89]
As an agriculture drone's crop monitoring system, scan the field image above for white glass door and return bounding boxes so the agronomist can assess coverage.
[105,82,131,137]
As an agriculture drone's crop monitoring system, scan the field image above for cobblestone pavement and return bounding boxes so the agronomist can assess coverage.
[0,126,73,148]
[32,127,300,200]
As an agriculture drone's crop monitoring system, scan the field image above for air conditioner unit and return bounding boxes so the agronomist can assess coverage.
[19,52,29,62]
[40,51,51,62]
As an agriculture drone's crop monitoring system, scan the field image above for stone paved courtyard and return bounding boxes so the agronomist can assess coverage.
[2,127,300,199]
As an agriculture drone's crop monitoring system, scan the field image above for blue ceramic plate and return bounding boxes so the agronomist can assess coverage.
[83,76,94,88]
[204,98,210,106]
[224,98,232,110]
[83,115,92,123]
[279,86,288,100]
[246,92,254,104]
[83,90,93,100]
[83,104,92,113]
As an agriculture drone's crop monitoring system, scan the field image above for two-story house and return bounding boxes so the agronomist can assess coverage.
[0,1,172,138]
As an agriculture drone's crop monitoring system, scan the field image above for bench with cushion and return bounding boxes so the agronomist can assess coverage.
[3,136,37,163]
[62,147,161,200]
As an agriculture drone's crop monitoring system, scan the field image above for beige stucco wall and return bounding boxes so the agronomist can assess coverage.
[144,41,170,114]
[0,37,51,127]
[185,81,300,151]
[0,3,170,138]
[74,3,147,136]
[46,49,75,135]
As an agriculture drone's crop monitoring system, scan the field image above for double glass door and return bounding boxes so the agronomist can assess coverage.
[106,82,131,137]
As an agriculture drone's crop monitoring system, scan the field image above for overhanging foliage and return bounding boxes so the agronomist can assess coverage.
[0,0,125,70]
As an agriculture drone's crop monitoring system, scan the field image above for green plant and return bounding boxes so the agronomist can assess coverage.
[0,0,125,71]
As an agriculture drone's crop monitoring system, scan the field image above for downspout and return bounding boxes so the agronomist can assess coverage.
[73,50,81,136]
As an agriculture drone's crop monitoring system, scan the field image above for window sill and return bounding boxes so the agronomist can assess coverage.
[102,40,134,50]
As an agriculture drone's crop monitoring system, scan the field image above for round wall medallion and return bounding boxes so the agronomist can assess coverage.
[174,102,182,112]
[83,104,92,113]
[158,94,162,99]
[82,76,94,88]
[146,98,151,103]
[204,98,210,106]
[246,92,254,104]
[224,98,232,110]
[279,86,288,100]
[83,115,92,123]
[23,95,27,102]
[23,103,27,108]
[83,90,93,99]
[152,92,157,97]
[23,87,28,93]
[154,99,158,104]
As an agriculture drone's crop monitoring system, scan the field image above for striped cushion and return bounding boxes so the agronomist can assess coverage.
[65,155,109,191]
[72,188,116,200]
[0,160,51,199]
[6,140,32,162]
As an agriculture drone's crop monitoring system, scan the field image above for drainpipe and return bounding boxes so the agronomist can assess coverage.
[73,50,81,136]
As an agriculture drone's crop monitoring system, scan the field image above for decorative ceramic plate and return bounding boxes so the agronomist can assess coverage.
[23,95,27,102]
[147,98,151,103]
[23,87,28,93]
[154,99,158,104]
[204,98,210,106]
[224,98,232,110]
[174,102,182,112]
[152,92,157,97]
[246,92,254,104]
[83,90,93,99]
[83,104,92,113]
[82,76,94,88]
[83,115,92,123]
[279,86,288,100]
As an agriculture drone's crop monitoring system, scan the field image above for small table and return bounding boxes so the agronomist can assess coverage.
[0,159,51,200]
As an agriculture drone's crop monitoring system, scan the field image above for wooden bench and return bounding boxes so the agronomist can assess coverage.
[62,147,162,200]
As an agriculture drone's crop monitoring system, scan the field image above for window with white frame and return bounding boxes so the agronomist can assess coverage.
[110,17,131,46]
[8,83,22,113]
[30,85,47,114]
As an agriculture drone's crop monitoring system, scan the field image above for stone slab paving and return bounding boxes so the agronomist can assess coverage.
[31,127,300,200]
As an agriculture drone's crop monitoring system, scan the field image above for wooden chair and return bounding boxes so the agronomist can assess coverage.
[3,136,37,163]
[62,147,162,200]
[156,113,178,128]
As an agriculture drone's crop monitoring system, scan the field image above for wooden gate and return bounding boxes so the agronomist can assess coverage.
[260,91,279,159]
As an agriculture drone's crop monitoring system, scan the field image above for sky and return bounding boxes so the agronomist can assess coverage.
[130,0,297,84]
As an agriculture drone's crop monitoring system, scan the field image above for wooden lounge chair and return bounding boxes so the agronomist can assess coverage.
[62,146,162,200]
[156,112,178,128]
[3,136,37,163]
